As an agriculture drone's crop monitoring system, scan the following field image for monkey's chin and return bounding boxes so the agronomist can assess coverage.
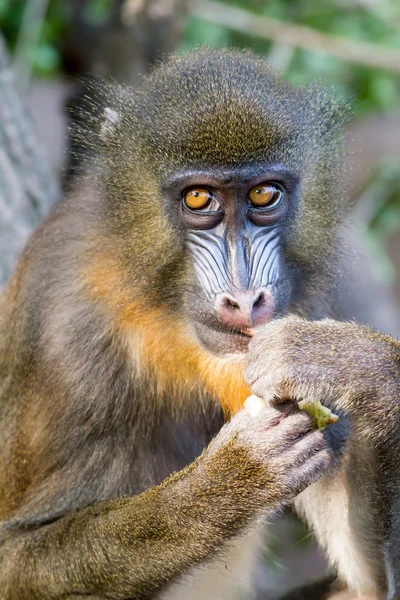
[191,321,252,357]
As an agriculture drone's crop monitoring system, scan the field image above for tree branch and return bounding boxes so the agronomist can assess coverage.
[191,1,400,74]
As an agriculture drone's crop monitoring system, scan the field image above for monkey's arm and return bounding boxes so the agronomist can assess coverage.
[2,480,225,600]
[245,316,400,597]
[0,404,329,600]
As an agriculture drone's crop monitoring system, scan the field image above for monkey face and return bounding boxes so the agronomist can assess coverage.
[162,164,299,356]
[90,50,347,358]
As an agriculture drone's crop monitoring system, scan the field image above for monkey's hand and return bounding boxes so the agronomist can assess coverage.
[245,316,400,433]
[245,317,400,595]
[198,400,331,515]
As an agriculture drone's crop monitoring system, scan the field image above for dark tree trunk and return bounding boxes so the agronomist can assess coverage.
[62,0,190,182]
[61,0,190,86]
[0,0,189,283]
[0,35,60,288]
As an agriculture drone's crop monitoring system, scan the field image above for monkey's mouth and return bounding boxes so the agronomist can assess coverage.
[209,321,255,339]
[239,328,255,337]
[192,320,255,355]
[225,328,254,341]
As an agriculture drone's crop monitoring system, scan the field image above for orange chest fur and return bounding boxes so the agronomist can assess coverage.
[122,309,251,416]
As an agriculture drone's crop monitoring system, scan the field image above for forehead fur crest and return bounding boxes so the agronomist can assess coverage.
[93,48,346,176]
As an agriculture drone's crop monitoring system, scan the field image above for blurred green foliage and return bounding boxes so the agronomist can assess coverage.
[0,0,113,75]
[181,0,400,116]
[1,0,399,115]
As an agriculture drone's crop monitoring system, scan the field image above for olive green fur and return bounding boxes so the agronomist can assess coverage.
[73,48,350,305]
[5,48,394,600]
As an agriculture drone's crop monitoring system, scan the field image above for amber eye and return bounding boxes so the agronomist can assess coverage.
[249,184,281,208]
[184,188,214,210]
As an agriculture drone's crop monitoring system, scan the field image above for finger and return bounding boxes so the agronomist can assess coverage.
[272,406,314,435]
[281,430,326,467]
[284,448,332,496]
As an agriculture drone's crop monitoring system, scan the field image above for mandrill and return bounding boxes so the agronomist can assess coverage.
[0,48,399,600]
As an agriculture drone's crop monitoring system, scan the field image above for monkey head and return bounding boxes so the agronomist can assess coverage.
[80,49,347,359]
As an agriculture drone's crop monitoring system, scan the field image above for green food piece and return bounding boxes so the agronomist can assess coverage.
[298,399,339,430]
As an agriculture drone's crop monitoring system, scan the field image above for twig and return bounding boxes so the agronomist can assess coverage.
[14,0,51,94]
[191,0,400,74]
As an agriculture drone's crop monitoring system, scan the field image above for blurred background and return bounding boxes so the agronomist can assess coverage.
[0,0,399,595]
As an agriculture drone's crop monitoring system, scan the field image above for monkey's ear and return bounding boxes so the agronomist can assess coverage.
[100,107,120,139]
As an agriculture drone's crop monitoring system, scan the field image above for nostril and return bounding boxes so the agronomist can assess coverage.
[223,296,240,310]
[216,289,274,330]
[253,291,265,308]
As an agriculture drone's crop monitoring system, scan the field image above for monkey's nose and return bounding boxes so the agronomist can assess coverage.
[215,288,274,331]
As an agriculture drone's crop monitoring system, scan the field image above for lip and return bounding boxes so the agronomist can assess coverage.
[217,326,254,339]
[201,319,258,341]
[240,328,255,337]
[191,319,254,355]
